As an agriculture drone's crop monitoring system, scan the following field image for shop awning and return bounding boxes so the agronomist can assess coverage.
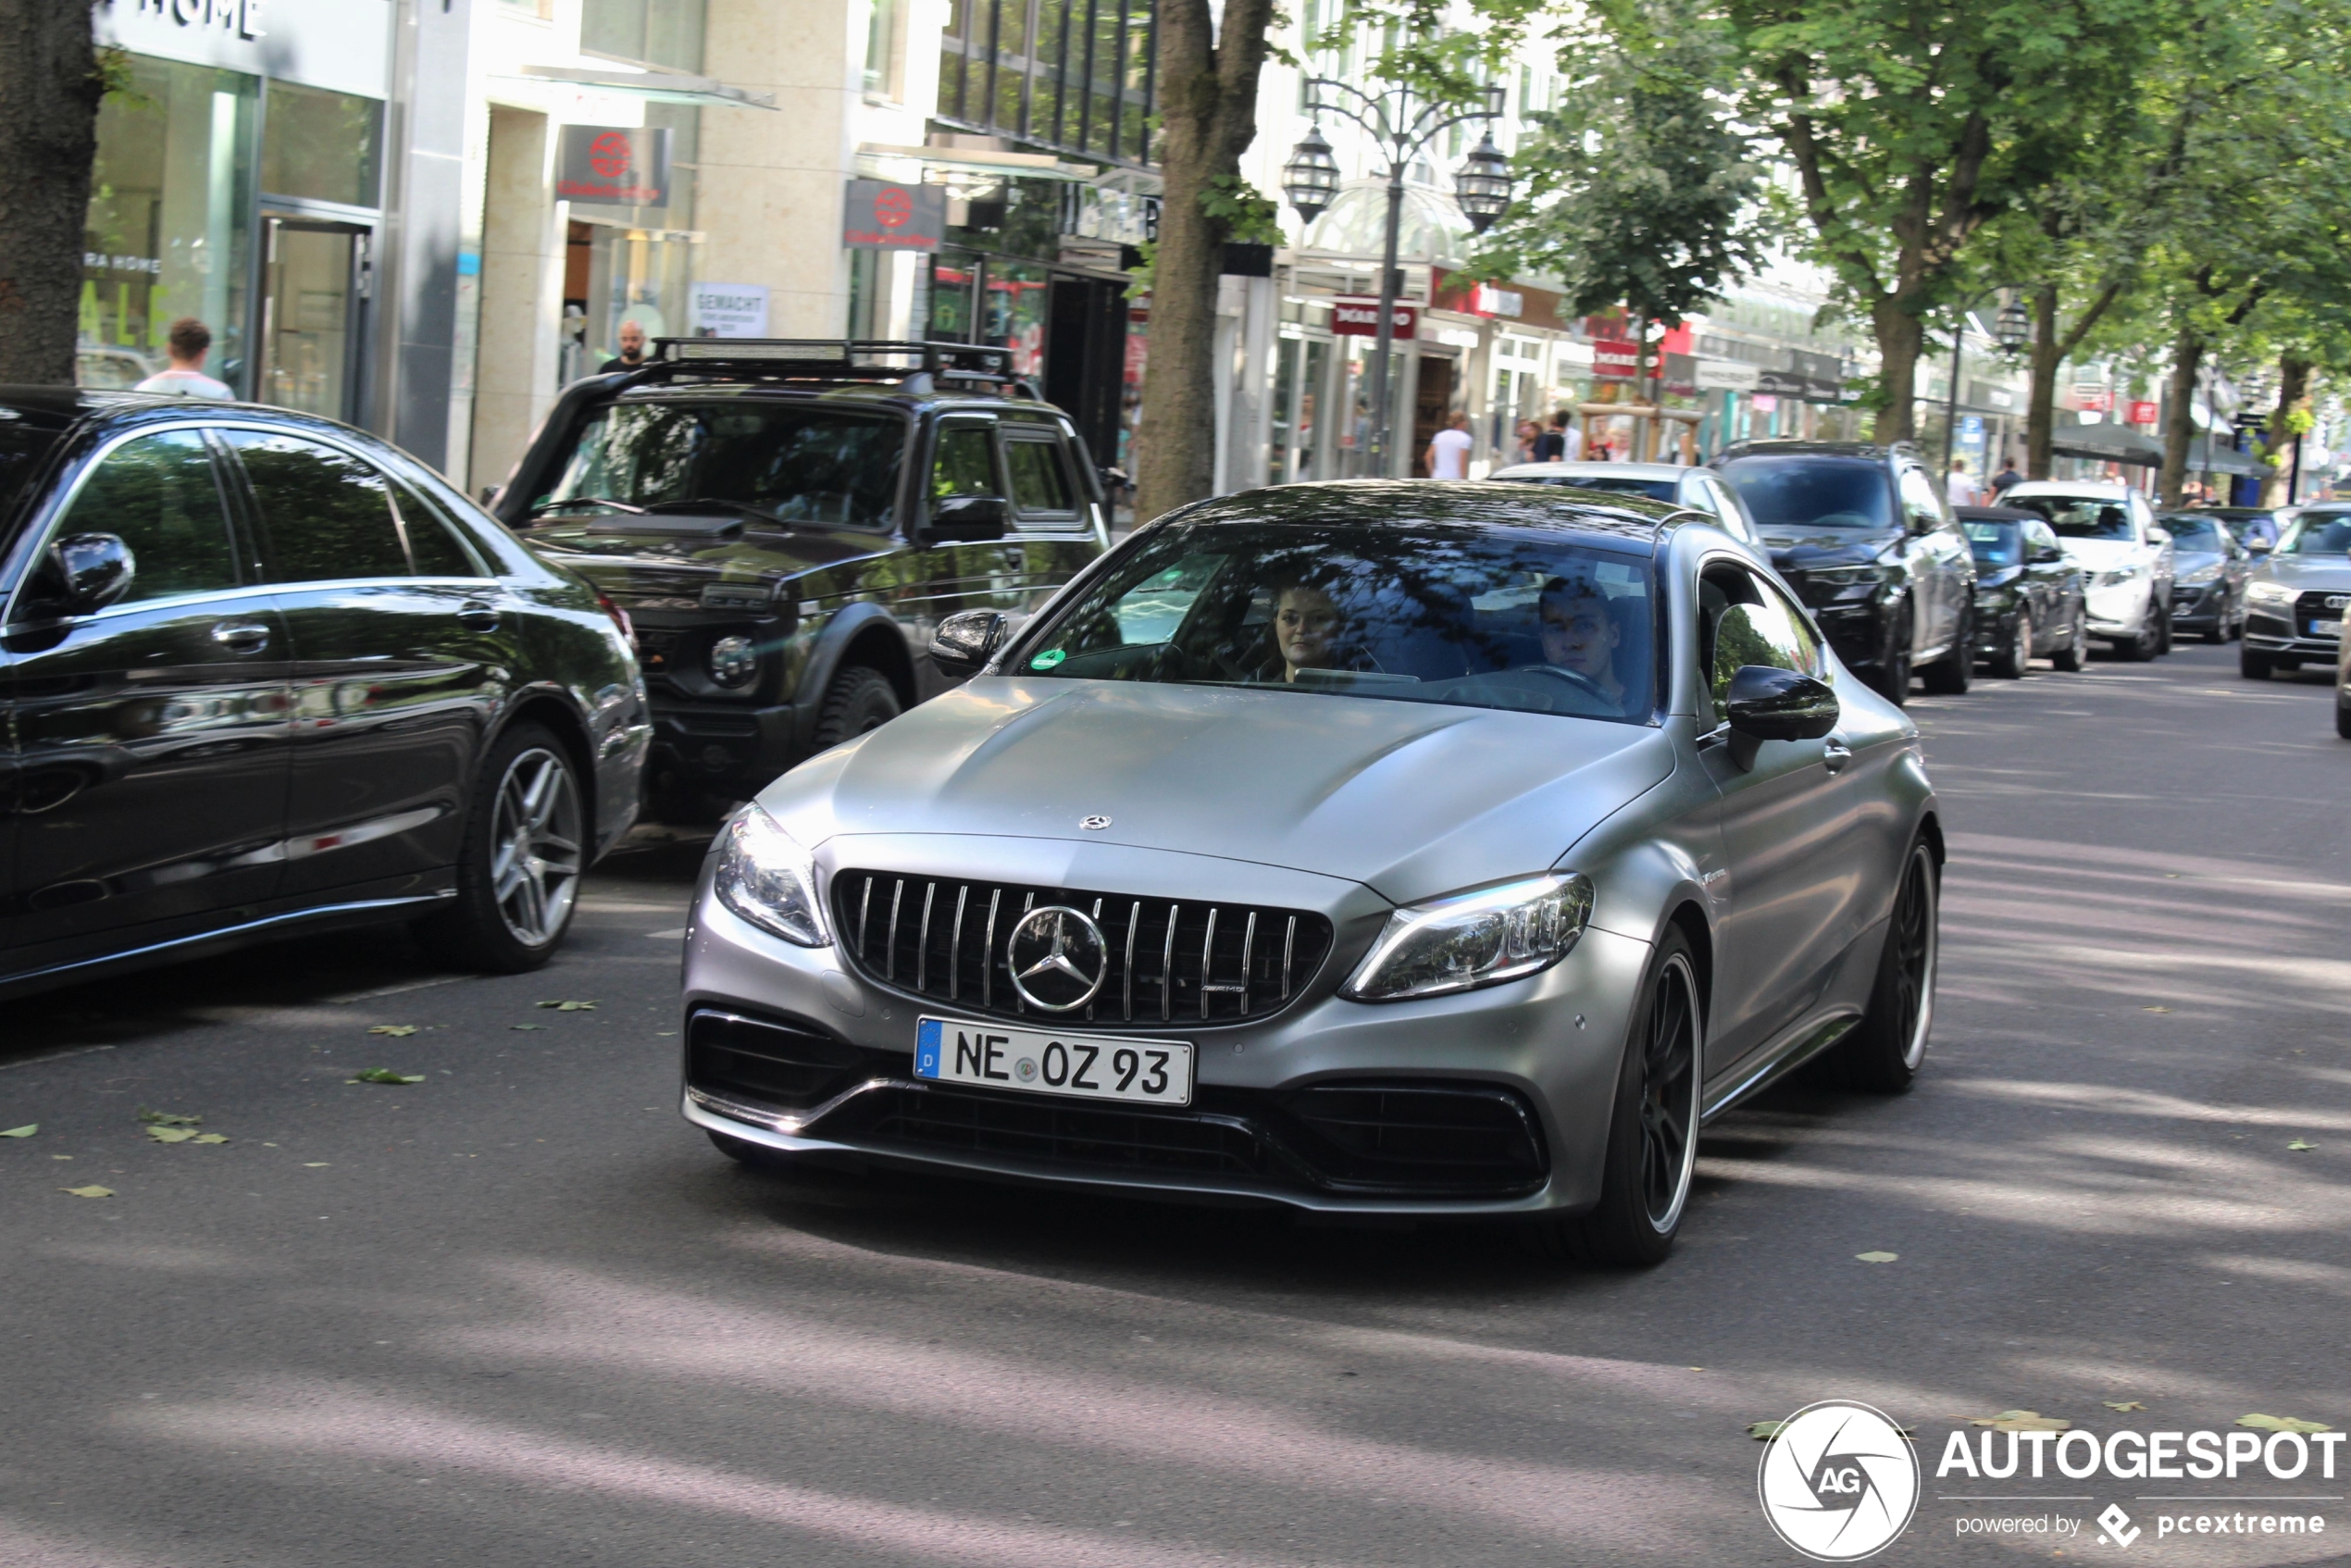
[516,64,777,109]
[2188,439,2265,477]
[856,143,1102,183]
[2047,422,2164,466]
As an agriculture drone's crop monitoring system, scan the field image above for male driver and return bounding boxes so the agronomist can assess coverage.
[134,317,232,399]
[600,319,649,373]
[1426,409,1474,479]
[1537,574,1627,709]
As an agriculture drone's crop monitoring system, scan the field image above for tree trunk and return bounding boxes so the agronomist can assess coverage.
[1130,0,1276,526]
[2258,355,2312,508]
[2026,283,2060,479]
[2158,327,2203,507]
[1868,298,1925,445]
[0,2,102,384]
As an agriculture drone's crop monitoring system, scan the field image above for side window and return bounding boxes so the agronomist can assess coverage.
[1896,466,1945,529]
[1703,565,1820,722]
[1005,436,1075,516]
[930,424,1000,500]
[391,478,491,578]
[226,432,407,581]
[48,430,239,605]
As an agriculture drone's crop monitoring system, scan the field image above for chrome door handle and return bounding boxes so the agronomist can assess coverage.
[211,619,271,652]
[456,600,500,631]
[1822,739,1852,774]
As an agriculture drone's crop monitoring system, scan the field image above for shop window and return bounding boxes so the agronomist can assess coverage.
[582,0,706,72]
[81,56,258,394]
[937,0,1159,168]
[261,81,383,208]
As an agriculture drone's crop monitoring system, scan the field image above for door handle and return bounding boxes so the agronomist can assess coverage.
[1822,739,1852,774]
[211,619,271,653]
[456,600,500,632]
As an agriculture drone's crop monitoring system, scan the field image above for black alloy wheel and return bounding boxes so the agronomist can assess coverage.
[1989,610,2032,679]
[1545,929,1703,1267]
[416,723,587,973]
[1871,606,1912,706]
[1840,838,1939,1092]
[1920,600,1973,694]
[2156,600,2174,654]
[2051,610,2088,672]
[2241,645,2274,679]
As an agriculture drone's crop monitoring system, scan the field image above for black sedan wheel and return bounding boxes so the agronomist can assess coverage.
[1920,601,1972,694]
[1840,839,1938,1092]
[1549,930,1703,1267]
[2242,645,2274,679]
[2051,610,2088,672]
[1870,608,1912,706]
[1989,610,2032,679]
[417,724,585,972]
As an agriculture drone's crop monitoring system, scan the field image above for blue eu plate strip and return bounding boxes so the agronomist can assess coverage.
[915,1017,942,1078]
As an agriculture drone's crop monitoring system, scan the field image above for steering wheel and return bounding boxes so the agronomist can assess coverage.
[1510,664,1614,703]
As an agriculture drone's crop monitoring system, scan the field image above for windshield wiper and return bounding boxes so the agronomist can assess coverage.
[638,497,790,526]
[529,496,644,516]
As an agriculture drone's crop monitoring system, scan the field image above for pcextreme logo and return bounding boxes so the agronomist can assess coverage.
[1758,1400,1922,1561]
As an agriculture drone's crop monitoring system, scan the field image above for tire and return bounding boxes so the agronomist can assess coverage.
[1989,610,2031,679]
[2242,645,2274,679]
[1919,601,1972,694]
[1868,608,1912,705]
[2122,600,2163,662]
[1838,838,1939,1093]
[2202,613,2225,645]
[2337,696,2351,740]
[809,666,902,751]
[2279,657,2304,672]
[415,724,587,973]
[2155,601,2173,654]
[2051,611,2088,672]
[1543,929,1704,1267]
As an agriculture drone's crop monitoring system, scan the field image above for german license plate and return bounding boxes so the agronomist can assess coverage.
[915,1016,1194,1107]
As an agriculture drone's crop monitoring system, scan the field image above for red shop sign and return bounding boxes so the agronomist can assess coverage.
[1331,297,1417,338]
[1592,340,1642,379]
[2127,400,2160,425]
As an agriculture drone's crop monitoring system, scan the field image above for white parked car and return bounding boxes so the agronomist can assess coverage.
[2001,481,2176,660]
[1487,461,1761,544]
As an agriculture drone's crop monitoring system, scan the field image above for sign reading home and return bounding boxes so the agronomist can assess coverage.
[556,126,672,207]
[843,180,946,251]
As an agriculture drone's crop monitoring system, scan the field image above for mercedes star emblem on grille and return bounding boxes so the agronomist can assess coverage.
[1081,815,1112,830]
[1005,905,1109,1012]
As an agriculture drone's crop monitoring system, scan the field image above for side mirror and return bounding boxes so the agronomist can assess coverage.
[2033,542,2065,564]
[1906,509,1939,537]
[2248,537,2275,554]
[929,609,1008,678]
[1724,665,1839,770]
[49,532,136,613]
[2148,528,2171,546]
[927,493,1009,542]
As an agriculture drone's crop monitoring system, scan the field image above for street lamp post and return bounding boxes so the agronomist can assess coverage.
[1283,81,1511,478]
[1941,291,2031,477]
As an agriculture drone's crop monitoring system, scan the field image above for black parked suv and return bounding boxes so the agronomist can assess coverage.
[496,341,1110,818]
[1713,441,1978,703]
[0,391,650,999]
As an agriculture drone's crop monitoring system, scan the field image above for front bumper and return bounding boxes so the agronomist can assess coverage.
[648,698,799,802]
[2245,604,2341,658]
[2171,581,2228,628]
[679,863,1651,1215]
[2084,578,2155,638]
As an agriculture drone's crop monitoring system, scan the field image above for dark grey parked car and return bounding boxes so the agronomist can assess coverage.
[677,482,1943,1264]
[2156,511,2250,641]
[0,391,650,999]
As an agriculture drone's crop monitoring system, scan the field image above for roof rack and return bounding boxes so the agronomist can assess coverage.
[632,338,1030,396]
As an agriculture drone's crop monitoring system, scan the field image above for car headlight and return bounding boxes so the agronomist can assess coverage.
[708,634,759,687]
[1341,873,1593,1002]
[715,806,831,946]
[1802,565,1879,588]
[2248,579,2295,604]
[2176,561,2221,586]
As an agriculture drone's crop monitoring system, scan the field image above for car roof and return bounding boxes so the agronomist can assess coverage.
[609,380,1053,417]
[1713,441,1903,463]
[1487,461,1698,481]
[2004,480,2133,500]
[1955,505,2040,523]
[1173,479,1680,550]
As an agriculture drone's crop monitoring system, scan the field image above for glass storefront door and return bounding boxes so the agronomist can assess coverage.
[257,218,369,420]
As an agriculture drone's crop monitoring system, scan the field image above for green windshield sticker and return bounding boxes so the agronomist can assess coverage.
[1030,649,1067,670]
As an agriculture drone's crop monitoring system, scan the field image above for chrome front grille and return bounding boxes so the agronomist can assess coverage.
[831,870,1335,1027]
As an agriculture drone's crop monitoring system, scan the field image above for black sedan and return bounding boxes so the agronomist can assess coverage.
[1959,507,2089,676]
[0,391,650,999]
[2155,511,2251,641]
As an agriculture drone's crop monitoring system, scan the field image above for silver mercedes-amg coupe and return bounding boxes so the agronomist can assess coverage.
[678,482,1941,1263]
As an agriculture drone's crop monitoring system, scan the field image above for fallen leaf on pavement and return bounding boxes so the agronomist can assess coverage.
[192,1133,230,1145]
[136,1109,200,1126]
[2287,1139,2316,1151]
[2143,1006,2171,1014]
[1748,1421,1786,1440]
[2103,1400,2147,1412]
[1856,1251,1899,1263]
[509,1025,548,1031]
[1,1124,35,1138]
[2238,1414,2332,1434]
[368,1025,420,1038]
[61,1186,114,1198]
[537,1000,597,1011]
[1972,1411,2071,1431]
[144,1126,195,1144]
[347,1068,424,1085]
[303,1162,330,1168]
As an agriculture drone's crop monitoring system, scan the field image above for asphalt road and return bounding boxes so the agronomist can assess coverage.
[6,643,2349,1568]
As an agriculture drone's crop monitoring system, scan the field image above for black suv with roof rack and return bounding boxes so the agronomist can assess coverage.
[496,340,1111,818]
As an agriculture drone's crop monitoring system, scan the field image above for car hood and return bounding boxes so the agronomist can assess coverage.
[2172,548,2223,574]
[1760,528,1899,567]
[2058,536,2154,572]
[521,515,892,599]
[2253,555,2351,590]
[760,678,1679,906]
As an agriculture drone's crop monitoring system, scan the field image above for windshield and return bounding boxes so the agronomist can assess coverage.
[2158,516,2225,552]
[541,401,905,529]
[1716,457,1894,530]
[2014,496,2134,541]
[1964,520,2021,566]
[1497,474,1677,504]
[1018,520,1658,723]
[2283,513,2351,554]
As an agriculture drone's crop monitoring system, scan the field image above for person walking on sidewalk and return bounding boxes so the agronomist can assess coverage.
[134,318,232,400]
[1945,456,1981,508]
[1426,409,1474,479]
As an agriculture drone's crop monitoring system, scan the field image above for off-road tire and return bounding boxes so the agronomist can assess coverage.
[810,666,902,751]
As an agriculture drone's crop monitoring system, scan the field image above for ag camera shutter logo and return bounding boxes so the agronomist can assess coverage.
[1758,1400,1921,1561]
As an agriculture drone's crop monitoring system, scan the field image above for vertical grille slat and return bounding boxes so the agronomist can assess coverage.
[829,873,1332,1029]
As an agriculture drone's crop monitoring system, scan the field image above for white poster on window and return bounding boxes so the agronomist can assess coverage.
[690,282,769,338]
